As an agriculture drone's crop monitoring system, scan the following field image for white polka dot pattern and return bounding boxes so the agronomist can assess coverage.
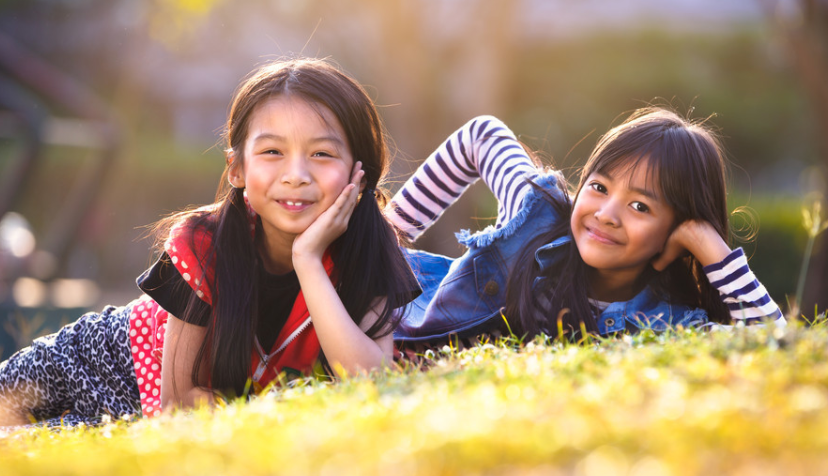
[128,193,259,418]
[128,294,168,418]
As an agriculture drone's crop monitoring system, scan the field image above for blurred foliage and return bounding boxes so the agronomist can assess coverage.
[0,0,818,314]
[506,28,814,180]
[734,195,810,310]
[2,324,828,474]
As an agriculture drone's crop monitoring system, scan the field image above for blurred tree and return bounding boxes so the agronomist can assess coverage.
[766,0,828,315]
[0,0,819,307]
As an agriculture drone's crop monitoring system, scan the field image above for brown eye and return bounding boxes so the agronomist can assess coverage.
[632,202,650,213]
[589,182,607,194]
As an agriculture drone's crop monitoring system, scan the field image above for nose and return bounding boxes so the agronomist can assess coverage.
[281,155,311,186]
[594,200,621,227]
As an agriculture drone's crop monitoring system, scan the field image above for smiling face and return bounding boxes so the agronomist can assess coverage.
[229,94,354,248]
[570,160,676,298]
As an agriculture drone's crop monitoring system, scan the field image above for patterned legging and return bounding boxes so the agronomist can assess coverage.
[0,304,140,428]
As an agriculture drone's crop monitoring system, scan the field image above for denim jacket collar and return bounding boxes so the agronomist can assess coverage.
[532,235,707,335]
[595,285,708,334]
[534,235,571,272]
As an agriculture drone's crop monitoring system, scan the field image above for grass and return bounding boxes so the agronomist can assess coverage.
[2,322,827,475]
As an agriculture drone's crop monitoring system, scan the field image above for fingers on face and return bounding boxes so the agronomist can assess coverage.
[332,183,358,219]
[351,161,364,184]
[328,163,362,225]
[651,241,685,271]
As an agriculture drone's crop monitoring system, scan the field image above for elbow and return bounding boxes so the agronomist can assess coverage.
[330,354,391,378]
[160,396,177,412]
[469,114,503,127]
[465,115,513,142]
[160,386,214,411]
[160,386,182,412]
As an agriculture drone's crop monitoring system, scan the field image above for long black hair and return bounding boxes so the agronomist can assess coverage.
[155,58,415,396]
[505,107,731,339]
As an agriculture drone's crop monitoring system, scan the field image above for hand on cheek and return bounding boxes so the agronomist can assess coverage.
[650,227,689,272]
[651,220,732,271]
[292,162,365,265]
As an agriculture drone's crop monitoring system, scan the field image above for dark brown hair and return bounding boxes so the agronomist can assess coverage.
[506,107,731,339]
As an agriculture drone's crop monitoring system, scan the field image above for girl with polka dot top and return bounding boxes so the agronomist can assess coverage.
[0,58,419,426]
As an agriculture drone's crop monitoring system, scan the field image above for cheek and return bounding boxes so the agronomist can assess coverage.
[318,165,352,195]
[570,197,588,227]
[646,224,673,255]
[244,170,269,192]
[569,202,587,253]
[332,166,351,186]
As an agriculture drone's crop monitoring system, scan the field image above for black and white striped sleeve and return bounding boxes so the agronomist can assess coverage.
[703,248,785,325]
[386,115,538,242]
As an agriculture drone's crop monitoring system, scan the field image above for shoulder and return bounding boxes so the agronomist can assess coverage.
[529,169,568,198]
[456,170,568,249]
[164,208,219,303]
[166,206,220,257]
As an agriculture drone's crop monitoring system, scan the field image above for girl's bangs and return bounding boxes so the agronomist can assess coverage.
[588,144,668,202]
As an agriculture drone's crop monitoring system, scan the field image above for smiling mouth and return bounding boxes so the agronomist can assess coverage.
[585,226,620,245]
[277,200,313,211]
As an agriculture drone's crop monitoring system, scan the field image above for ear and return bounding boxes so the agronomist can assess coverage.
[226,150,245,189]
[358,175,367,194]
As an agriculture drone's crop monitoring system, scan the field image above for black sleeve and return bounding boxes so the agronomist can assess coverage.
[136,252,211,326]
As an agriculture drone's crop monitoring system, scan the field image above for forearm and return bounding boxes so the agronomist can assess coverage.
[386,115,536,241]
[160,315,212,410]
[678,220,733,267]
[180,387,215,409]
[294,257,390,375]
[677,222,783,323]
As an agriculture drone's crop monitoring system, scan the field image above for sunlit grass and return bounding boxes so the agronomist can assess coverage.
[2,322,827,475]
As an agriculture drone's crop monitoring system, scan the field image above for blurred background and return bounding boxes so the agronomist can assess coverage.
[0,0,825,357]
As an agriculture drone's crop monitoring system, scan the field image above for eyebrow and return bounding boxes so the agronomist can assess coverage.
[251,133,346,148]
[595,171,661,202]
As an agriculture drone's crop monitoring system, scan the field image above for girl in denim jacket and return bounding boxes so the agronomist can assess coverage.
[387,108,783,345]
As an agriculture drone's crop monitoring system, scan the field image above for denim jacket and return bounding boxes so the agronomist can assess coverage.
[394,172,708,343]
